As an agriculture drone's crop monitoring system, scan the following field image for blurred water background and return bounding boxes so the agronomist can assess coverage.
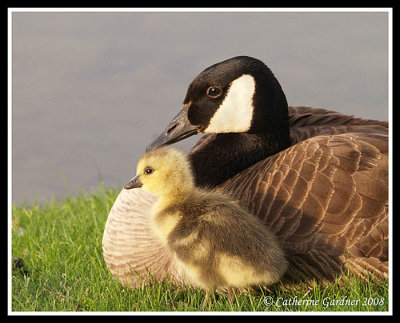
[11,10,389,205]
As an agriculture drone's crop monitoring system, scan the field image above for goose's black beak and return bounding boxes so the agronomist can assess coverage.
[146,104,199,152]
[124,175,143,189]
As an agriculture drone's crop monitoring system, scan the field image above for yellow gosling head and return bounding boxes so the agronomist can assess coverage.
[125,147,195,197]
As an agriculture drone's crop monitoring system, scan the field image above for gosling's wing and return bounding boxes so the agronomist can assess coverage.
[217,127,388,279]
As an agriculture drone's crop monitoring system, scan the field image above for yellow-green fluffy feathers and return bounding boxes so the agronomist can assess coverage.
[132,147,287,291]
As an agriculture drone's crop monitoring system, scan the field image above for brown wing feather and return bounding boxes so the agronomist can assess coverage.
[218,125,388,281]
[288,106,388,145]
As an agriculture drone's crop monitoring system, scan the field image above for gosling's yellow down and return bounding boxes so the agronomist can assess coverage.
[125,147,287,303]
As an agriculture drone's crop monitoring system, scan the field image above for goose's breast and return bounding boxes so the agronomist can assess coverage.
[102,188,185,287]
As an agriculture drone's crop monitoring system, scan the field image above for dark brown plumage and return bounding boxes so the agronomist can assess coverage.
[185,105,388,282]
[219,109,388,281]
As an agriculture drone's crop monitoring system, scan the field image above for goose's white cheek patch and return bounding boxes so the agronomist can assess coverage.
[204,74,255,133]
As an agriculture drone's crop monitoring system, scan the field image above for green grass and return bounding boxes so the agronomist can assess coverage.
[11,185,389,312]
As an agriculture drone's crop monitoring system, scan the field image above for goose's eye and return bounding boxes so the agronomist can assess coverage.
[207,86,222,98]
[144,167,153,175]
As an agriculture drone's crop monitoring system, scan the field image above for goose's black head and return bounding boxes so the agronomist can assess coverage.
[147,56,290,151]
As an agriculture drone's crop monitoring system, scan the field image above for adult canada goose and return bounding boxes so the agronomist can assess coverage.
[126,146,287,306]
[102,56,388,288]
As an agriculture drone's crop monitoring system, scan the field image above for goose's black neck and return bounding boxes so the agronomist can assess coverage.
[147,56,292,187]
[189,129,291,188]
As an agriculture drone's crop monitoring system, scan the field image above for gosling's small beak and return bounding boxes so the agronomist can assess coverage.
[146,104,199,152]
[124,175,143,189]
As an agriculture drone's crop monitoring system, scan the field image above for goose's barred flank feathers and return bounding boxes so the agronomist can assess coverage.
[102,56,388,288]
[218,127,388,281]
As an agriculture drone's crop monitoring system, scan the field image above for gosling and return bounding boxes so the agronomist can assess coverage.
[125,147,287,307]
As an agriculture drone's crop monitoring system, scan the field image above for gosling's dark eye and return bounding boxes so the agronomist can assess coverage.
[144,167,153,175]
[207,86,222,98]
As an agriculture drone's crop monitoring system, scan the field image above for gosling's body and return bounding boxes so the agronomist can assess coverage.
[128,147,287,293]
[153,188,286,290]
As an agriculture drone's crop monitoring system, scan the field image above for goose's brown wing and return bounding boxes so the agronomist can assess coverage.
[288,106,388,144]
[217,127,388,281]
